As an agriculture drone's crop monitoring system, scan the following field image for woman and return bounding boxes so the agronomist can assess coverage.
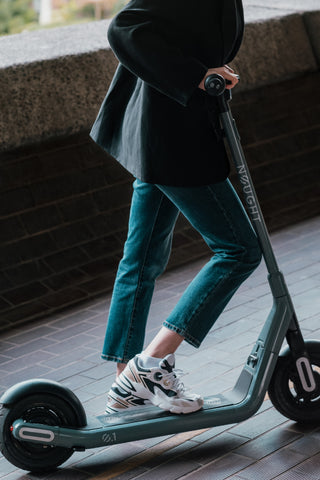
[90,0,262,415]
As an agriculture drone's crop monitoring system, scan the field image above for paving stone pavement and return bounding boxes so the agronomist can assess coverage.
[0,215,319,480]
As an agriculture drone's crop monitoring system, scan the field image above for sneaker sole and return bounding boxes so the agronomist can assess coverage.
[151,388,204,414]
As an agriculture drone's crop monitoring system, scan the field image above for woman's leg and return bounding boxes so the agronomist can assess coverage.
[101,179,179,366]
[105,179,261,415]
[155,179,262,348]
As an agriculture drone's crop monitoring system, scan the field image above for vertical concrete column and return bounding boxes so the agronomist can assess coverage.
[39,0,52,25]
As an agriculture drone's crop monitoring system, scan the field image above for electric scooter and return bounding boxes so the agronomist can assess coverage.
[1,75,319,473]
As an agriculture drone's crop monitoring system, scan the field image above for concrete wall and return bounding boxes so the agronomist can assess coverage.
[0,9,319,331]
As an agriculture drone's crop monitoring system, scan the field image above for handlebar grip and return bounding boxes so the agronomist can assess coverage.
[204,74,226,96]
[204,73,240,97]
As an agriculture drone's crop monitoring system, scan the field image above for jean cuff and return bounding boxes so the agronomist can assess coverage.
[101,353,130,363]
[163,321,201,348]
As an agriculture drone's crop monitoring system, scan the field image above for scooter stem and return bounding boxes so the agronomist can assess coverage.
[219,92,280,275]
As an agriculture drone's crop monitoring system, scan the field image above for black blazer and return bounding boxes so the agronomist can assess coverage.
[90,0,244,186]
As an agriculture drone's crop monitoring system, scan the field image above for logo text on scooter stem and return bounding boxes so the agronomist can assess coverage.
[237,165,261,223]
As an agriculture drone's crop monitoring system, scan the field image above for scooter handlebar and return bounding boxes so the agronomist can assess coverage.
[204,73,240,97]
[204,73,227,96]
[204,74,235,112]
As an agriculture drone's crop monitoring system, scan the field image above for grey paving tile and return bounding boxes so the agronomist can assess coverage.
[274,452,320,480]
[42,333,100,354]
[82,393,105,415]
[3,337,59,359]
[66,442,144,475]
[286,423,320,436]
[45,321,95,341]
[40,347,97,369]
[0,350,56,373]
[186,425,237,444]
[84,313,108,326]
[211,329,259,352]
[60,374,97,391]
[44,360,95,382]
[179,432,250,466]
[72,389,96,403]
[288,432,320,457]
[82,351,105,363]
[0,364,53,391]
[76,377,107,396]
[129,456,200,480]
[234,448,307,480]
[1,325,59,344]
[0,472,42,480]
[141,439,200,469]
[300,314,320,333]
[229,407,289,439]
[0,340,16,353]
[151,286,184,304]
[217,304,262,325]
[0,455,19,475]
[70,363,108,381]
[45,469,90,480]
[234,425,302,459]
[182,361,232,385]
[286,277,320,297]
[181,452,254,480]
[101,466,148,480]
[48,309,97,328]
[136,435,173,450]
[0,354,12,364]
[86,301,110,315]
[83,324,110,339]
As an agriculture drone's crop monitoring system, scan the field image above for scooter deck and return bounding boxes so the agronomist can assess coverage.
[97,393,233,427]
[11,361,260,448]
[11,392,242,450]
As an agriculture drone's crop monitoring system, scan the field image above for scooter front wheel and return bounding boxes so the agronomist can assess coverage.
[0,394,77,472]
[268,344,320,423]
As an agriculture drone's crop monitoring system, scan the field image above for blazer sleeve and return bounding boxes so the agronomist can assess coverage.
[107,2,209,107]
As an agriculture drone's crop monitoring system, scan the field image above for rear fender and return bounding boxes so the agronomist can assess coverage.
[0,379,87,427]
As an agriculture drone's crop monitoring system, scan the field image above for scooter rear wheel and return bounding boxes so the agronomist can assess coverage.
[268,346,320,423]
[0,394,76,472]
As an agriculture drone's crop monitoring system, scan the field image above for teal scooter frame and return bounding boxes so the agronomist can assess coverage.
[1,75,319,472]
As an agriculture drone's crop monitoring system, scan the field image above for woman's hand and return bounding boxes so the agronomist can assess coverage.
[198,65,239,91]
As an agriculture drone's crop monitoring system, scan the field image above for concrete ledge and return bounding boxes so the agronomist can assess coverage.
[0,21,117,152]
[303,10,320,63]
[232,13,319,91]
[0,10,319,152]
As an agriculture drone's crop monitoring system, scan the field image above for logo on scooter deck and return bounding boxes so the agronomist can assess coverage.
[237,165,261,223]
[102,432,117,444]
[205,397,222,407]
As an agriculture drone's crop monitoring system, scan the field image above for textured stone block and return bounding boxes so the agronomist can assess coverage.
[233,14,318,91]
[304,10,320,64]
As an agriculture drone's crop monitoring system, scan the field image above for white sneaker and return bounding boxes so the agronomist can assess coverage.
[106,353,203,414]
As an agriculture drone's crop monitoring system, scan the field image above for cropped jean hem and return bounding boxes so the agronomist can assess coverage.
[101,353,130,364]
[162,321,201,348]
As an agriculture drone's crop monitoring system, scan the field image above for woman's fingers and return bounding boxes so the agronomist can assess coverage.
[224,72,239,90]
[224,64,234,73]
[221,65,239,89]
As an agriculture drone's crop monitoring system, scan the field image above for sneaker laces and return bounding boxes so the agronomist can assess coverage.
[163,368,186,395]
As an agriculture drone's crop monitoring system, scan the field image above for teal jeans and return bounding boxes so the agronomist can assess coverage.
[102,179,262,363]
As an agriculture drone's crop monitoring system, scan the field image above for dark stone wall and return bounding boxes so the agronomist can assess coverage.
[0,72,319,331]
